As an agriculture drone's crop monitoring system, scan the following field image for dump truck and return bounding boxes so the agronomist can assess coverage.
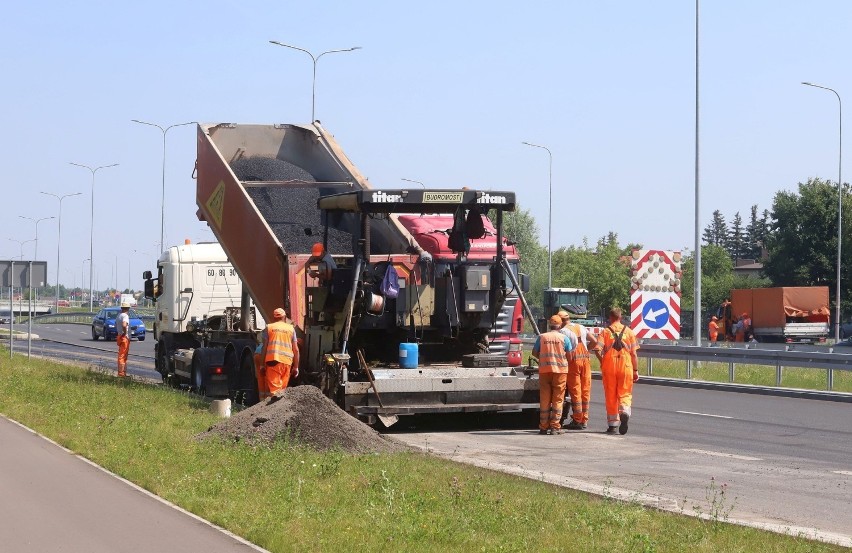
[730,286,830,343]
[145,122,537,422]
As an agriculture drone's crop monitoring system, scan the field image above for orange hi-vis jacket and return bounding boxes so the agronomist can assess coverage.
[566,322,591,365]
[599,322,639,370]
[537,330,570,374]
[265,320,296,364]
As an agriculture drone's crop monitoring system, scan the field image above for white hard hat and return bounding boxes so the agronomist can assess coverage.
[120,303,130,308]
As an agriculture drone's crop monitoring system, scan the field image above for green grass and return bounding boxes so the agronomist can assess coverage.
[0,347,844,553]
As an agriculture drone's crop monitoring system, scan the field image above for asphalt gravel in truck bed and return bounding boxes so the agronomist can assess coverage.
[198,385,404,454]
[231,156,356,254]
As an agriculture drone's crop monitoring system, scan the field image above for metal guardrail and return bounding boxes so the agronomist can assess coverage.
[22,313,155,326]
[639,343,851,391]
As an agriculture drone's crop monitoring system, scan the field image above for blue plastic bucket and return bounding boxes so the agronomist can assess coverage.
[399,342,419,369]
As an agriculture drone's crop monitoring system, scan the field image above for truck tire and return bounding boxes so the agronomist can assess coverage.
[192,355,206,397]
[239,352,259,406]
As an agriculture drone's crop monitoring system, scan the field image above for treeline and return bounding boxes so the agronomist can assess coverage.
[702,205,770,262]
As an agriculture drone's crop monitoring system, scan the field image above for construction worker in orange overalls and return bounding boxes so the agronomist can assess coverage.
[254,329,271,402]
[261,308,300,395]
[115,303,131,378]
[708,316,720,344]
[560,310,598,430]
[594,307,639,435]
[532,315,575,435]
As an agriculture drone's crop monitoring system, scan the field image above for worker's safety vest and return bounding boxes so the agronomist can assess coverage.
[265,321,296,364]
[538,330,569,374]
[567,323,591,363]
[600,323,638,360]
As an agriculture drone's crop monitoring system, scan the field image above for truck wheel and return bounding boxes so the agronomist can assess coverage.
[192,358,206,397]
[239,352,259,406]
[157,340,170,377]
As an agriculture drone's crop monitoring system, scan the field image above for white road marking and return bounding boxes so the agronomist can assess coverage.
[832,470,852,476]
[675,410,733,419]
[682,448,762,461]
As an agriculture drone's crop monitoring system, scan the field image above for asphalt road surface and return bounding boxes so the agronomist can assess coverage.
[0,416,264,552]
[20,322,159,380]
[390,380,852,544]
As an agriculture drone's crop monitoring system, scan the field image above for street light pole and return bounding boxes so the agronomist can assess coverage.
[70,162,118,311]
[269,41,362,122]
[802,81,843,343]
[18,215,55,308]
[694,0,702,347]
[522,141,554,288]
[40,192,82,311]
[401,178,426,189]
[131,120,195,253]
[8,238,36,261]
[17,215,54,262]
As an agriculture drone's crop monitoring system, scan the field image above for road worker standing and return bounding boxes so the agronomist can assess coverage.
[261,308,300,395]
[532,315,575,435]
[594,307,639,435]
[560,310,598,430]
[116,303,131,378]
[708,316,720,344]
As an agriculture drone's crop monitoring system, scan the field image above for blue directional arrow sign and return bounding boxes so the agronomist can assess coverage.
[642,298,669,330]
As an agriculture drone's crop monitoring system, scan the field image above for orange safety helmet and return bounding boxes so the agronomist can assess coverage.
[548,315,563,327]
[311,243,325,257]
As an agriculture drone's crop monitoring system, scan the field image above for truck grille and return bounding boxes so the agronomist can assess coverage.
[488,295,519,354]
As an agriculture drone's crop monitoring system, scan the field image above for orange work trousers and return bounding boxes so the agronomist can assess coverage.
[255,352,270,401]
[265,361,292,396]
[539,372,568,430]
[567,361,591,424]
[601,355,633,428]
[116,335,130,377]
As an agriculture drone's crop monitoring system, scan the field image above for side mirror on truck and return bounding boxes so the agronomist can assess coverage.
[518,273,530,294]
[143,278,156,300]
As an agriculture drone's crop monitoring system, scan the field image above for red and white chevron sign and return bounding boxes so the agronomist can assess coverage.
[629,249,682,340]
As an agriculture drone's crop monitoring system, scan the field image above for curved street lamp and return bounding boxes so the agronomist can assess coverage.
[69,162,118,311]
[802,81,843,345]
[401,178,426,189]
[131,120,195,253]
[522,141,553,288]
[40,192,82,311]
[269,41,362,122]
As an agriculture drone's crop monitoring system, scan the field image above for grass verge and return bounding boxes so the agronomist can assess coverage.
[0,347,844,552]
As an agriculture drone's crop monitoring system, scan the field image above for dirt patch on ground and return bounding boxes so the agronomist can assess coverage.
[198,385,404,454]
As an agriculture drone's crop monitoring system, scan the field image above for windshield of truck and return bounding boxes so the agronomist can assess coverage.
[556,291,588,311]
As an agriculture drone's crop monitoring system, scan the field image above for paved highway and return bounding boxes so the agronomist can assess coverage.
[389,380,852,544]
[22,322,159,380]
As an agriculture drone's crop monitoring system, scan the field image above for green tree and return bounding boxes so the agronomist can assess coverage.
[551,233,637,316]
[503,205,548,312]
[702,210,728,247]
[681,245,771,312]
[763,178,851,293]
[727,211,745,262]
[745,204,762,259]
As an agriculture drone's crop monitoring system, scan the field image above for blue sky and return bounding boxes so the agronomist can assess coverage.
[2,1,850,290]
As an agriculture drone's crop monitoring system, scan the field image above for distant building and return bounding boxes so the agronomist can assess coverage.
[733,258,764,278]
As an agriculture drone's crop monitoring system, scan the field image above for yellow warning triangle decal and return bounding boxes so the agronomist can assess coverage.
[206,181,226,228]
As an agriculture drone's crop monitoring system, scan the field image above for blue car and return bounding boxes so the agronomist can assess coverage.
[92,307,146,341]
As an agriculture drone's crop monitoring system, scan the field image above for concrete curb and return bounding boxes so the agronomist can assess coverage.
[0,414,270,553]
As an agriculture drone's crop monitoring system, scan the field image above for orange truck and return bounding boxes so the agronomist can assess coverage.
[730,286,830,343]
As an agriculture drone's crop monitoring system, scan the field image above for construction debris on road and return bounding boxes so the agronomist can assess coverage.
[198,385,404,454]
